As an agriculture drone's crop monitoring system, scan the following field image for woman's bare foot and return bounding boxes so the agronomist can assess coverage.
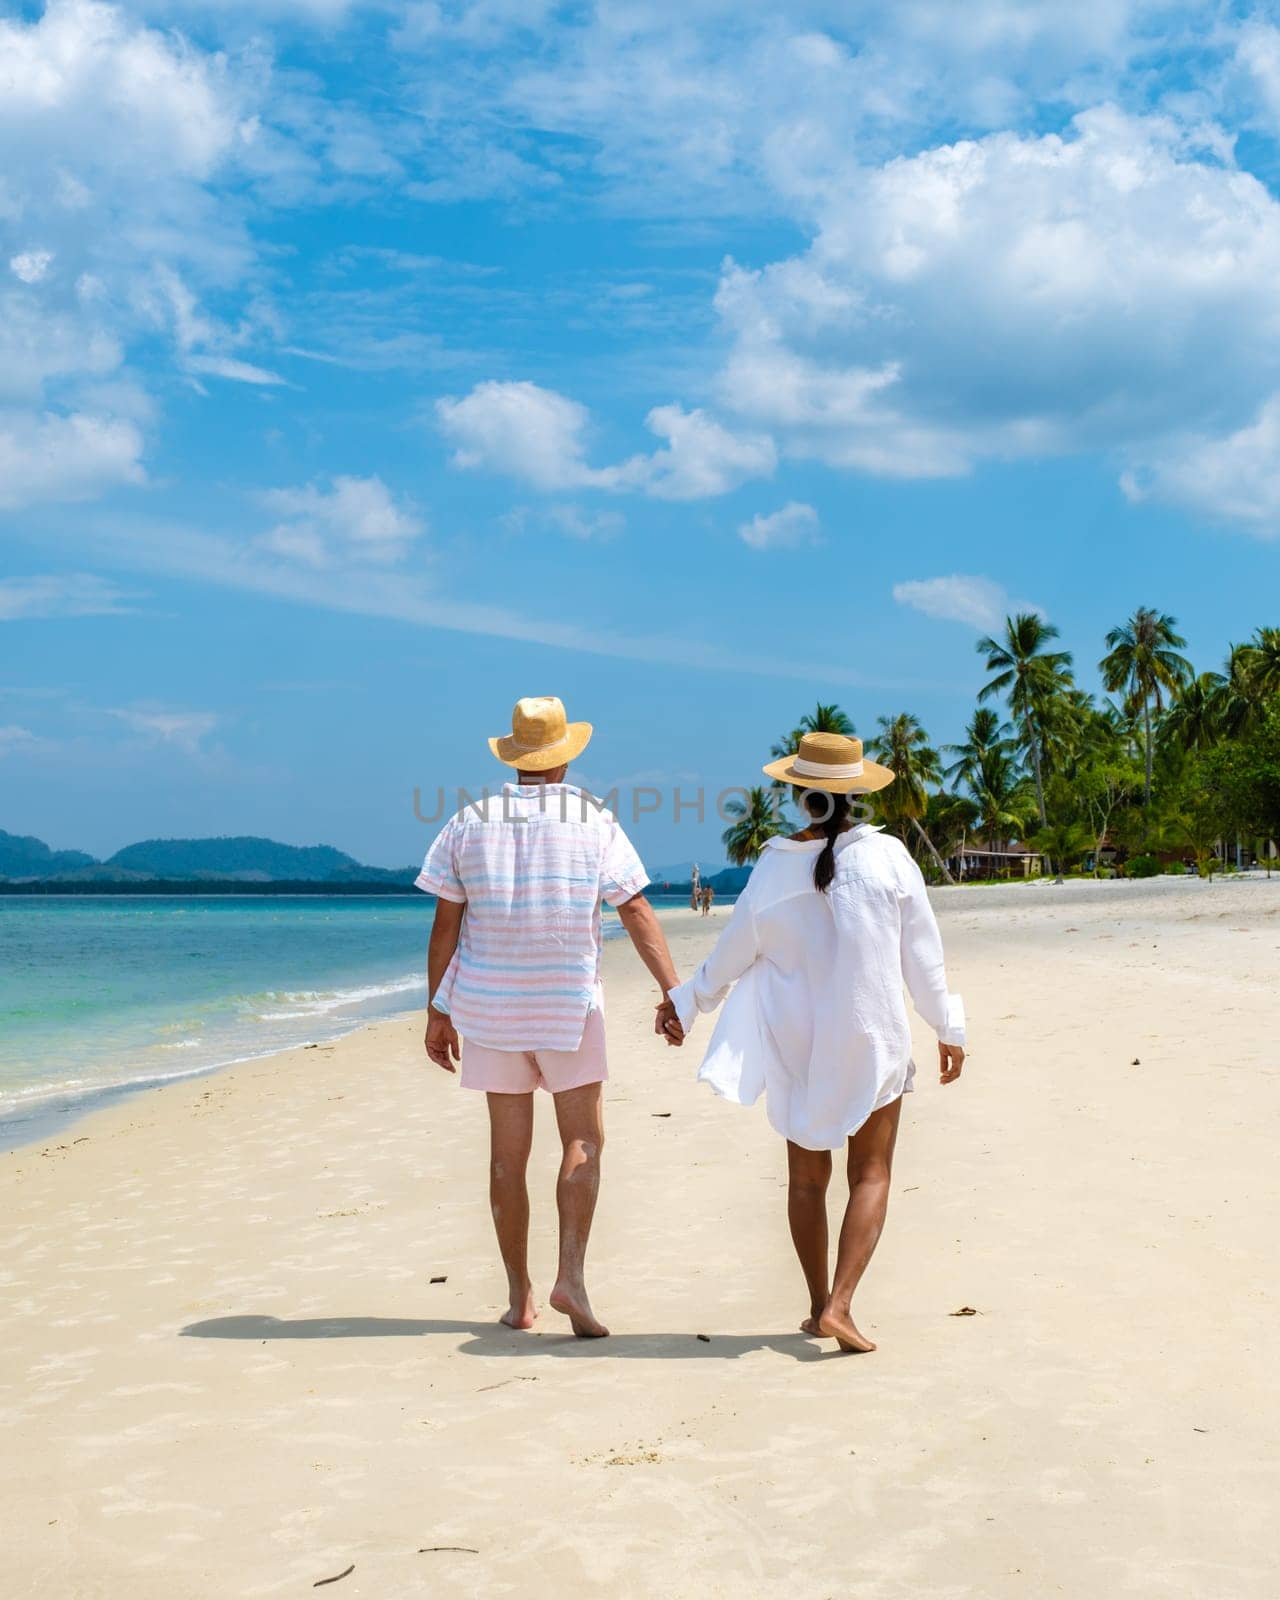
[818,1305,877,1353]
[499,1293,538,1330]
[549,1281,609,1338]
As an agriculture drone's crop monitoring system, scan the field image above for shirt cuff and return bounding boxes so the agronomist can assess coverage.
[668,977,698,1037]
[414,871,466,901]
[602,872,650,907]
[937,994,966,1047]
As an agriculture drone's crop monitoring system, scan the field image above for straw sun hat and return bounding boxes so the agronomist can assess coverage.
[489,696,593,771]
[762,731,895,794]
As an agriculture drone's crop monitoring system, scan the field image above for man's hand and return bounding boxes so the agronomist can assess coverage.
[655,998,684,1047]
[938,1041,964,1084]
[425,1007,462,1072]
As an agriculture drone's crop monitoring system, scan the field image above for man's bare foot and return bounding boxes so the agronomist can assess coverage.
[549,1282,609,1338]
[499,1290,537,1330]
[818,1306,877,1353]
[799,1315,823,1336]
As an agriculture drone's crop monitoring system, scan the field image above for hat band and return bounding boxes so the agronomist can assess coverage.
[509,730,566,753]
[792,756,863,780]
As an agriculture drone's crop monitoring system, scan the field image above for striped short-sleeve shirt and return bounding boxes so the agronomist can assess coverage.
[415,783,649,1051]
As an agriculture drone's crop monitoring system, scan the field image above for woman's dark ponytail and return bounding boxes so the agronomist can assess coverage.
[804,789,851,893]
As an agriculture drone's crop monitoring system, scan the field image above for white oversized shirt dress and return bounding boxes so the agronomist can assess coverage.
[669,826,965,1151]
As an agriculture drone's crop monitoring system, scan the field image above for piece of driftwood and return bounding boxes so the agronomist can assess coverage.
[313,1563,354,1587]
[419,1546,479,1555]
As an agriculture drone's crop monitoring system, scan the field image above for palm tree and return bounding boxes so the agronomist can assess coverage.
[1162,673,1222,753]
[867,713,956,884]
[942,707,1017,791]
[1209,630,1280,736]
[1099,607,1191,806]
[968,752,1038,869]
[722,786,787,865]
[976,613,1074,826]
[1246,625,1280,699]
[1031,818,1092,882]
[768,702,856,790]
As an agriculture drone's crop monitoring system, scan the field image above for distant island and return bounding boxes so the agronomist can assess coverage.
[0,831,749,898]
[0,831,420,895]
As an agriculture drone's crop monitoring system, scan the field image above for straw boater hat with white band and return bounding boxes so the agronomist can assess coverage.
[761,731,895,794]
[489,696,593,771]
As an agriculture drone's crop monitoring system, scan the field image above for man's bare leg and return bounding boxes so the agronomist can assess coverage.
[819,1097,903,1353]
[548,1081,608,1338]
[486,1091,537,1329]
[786,1142,833,1335]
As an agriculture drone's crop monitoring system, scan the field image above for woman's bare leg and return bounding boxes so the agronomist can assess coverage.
[819,1097,903,1353]
[786,1142,833,1334]
[486,1091,537,1328]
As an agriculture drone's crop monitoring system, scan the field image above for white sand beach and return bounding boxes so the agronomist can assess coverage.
[3,882,1278,1599]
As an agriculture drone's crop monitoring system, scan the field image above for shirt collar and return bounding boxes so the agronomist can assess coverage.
[765,823,883,853]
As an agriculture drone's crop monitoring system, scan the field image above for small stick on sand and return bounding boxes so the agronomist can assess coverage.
[313,1563,354,1587]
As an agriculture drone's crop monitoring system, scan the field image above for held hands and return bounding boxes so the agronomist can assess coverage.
[655,997,684,1047]
[425,1006,461,1072]
[938,1041,964,1084]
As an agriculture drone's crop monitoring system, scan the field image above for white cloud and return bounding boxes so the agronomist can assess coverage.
[437,380,601,491]
[1121,395,1280,537]
[402,1,1179,216]
[738,500,820,549]
[0,573,137,620]
[619,404,776,500]
[107,705,219,752]
[0,411,145,509]
[186,353,285,386]
[543,504,625,541]
[892,575,1040,631]
[436,380,773,500]
[0,724,50,757]
[0,1,269,499]
[61,507,915,691]
[715,108,1280,496]
[258,475,425,567]
[10,250,53,284]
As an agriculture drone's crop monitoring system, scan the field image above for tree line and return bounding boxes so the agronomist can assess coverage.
[722,613,1280,882]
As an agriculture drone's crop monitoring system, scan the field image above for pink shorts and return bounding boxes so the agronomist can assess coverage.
[460,1005,608,1095]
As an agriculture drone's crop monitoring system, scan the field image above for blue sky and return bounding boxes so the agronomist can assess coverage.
[3,0,1280,869]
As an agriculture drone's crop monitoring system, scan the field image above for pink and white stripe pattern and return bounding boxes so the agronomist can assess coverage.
[415,783,648,1051]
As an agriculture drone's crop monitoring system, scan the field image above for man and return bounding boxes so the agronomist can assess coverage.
[419,696,683,1338]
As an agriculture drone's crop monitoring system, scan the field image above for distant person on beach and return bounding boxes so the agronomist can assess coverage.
[701,884,715,916]
[668,732,966,1353]
[419,696,682,1339]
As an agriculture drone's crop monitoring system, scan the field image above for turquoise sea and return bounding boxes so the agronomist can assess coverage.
[0,893,688,1148]
[0,896,435,1147]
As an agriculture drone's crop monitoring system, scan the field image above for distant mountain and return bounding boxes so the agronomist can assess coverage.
[0,830,97,878]
[647,860,728,884]
[0,830,416,887]
[645,861,751,895]
[106,836,364,882]
[710,865,752,892]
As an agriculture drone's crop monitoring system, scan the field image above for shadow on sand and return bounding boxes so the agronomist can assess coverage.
[179,1313,840,1362]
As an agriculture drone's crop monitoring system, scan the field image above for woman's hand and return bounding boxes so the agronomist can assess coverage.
[425,1007,462,1072]
[938,1042,964,1084]
[655,998,684,1047]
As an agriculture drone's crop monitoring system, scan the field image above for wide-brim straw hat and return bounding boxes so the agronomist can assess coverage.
[489,695,592,771]
[762,731,895,794]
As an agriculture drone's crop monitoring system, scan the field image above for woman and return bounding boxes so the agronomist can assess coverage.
[664,732,966,1352]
